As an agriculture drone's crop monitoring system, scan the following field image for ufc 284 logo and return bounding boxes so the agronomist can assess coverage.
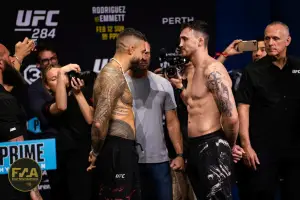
[15,10,60,39]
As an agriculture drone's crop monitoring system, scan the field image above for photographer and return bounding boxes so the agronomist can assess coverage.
[42,64,93,200]
[217,37,267,64]
[155,61,196,200]
[216,38,267,96]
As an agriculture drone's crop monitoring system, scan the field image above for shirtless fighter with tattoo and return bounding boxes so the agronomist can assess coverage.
[170,20,240,200]
[87,28,147,200]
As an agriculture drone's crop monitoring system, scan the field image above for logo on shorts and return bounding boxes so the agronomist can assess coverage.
[8,158,42,192]
[115,173,126,179]
[292,69,300,74]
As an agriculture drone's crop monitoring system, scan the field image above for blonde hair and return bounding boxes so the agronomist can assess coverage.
[41,64,61,84]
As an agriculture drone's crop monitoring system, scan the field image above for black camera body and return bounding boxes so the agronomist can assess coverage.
[67,70,97,87]
[67,70,81,80]
[159,48,189,78]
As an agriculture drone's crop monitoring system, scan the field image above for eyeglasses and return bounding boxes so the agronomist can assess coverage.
[40,56,58,66]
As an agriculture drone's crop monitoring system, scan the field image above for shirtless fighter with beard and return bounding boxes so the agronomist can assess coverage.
[169,20,241,200]
[87,28,147,200]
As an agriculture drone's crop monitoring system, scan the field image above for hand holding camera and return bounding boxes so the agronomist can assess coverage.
[59,64,83,89]
[71,77,84,94]
[159,48,189,79]
[169,76,183,90]
[223,39,243,57]
[61,64,81,74]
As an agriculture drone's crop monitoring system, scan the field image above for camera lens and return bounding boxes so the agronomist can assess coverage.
[67,71,80,80]
[166,66,178,78]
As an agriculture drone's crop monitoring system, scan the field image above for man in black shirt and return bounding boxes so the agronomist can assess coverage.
[236,21,300,200]
[0,42,42,199]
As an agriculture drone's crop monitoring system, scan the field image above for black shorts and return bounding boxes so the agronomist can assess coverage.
[187,129,233,200]
[95,135,141,200]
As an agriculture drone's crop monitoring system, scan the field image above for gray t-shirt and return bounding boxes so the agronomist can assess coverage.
[125,72,177,163]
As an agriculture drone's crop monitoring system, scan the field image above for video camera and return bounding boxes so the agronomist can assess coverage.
[159,48,189,78]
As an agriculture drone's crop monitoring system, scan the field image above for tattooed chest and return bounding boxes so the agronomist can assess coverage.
[120,86,133,106]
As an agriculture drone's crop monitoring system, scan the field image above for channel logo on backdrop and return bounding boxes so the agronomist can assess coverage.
[23,65,40,85]
[162,16,194,25]
[15,10,60,40]
[93,58,109,73]
[92,6,126,41]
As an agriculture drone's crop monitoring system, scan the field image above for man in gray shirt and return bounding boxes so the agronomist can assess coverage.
[125,41,184,200]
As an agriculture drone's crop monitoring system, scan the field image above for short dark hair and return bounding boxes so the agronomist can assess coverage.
[181,20,210,47]
[116,28,147,51]
[117,28,147,41]
[35,41,57,63]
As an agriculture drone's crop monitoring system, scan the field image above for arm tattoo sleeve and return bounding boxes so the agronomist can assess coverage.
[91,67,126,154]
[206,71,233,117]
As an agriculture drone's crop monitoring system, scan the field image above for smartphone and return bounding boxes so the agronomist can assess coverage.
[236,40,258,52]
[32,39,38,46]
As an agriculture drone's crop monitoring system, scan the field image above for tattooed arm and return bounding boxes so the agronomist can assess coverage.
[91,66,126,155]
[205,63,239,147]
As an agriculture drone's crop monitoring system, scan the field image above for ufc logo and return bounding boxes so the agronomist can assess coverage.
[16,10,60,27]
[292,70,300,74]
[115,174,125,179]
[93,58,109,73]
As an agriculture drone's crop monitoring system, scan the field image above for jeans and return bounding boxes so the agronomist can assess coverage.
[139,161,172,200]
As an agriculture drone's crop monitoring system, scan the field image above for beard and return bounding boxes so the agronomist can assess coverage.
[2,60,26,87]
[130,56,150,75]
[129,56,141,70]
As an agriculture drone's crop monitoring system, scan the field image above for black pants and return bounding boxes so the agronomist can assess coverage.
[0,174,29,200]
[47,145,92,200]
[187,130,233,200]
[93,135,141,200]
[238,148,300,200]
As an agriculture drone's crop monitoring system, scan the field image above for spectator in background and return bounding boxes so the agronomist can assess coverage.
[236,21,300,200]
[126,41,184,200]
[0,39,43,200]
[27,43,60,139]
[154,62,197,200]
[217,37,267,95]
[217,37,266,64]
